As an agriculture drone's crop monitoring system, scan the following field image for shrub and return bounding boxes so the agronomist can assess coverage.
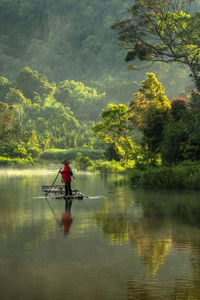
[74,152,93,170]
[92,160,124,173]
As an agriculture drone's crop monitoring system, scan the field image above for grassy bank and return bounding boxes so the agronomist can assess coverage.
[127,162,200,189]
[40,148,105,161]
[0,148,105,168]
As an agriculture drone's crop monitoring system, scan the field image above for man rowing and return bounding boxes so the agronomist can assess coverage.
[60,160,74,199]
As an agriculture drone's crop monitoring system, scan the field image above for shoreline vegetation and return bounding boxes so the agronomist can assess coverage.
[2,1,200,192]
[1,148,200,190]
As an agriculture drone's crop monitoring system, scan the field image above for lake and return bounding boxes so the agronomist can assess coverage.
[0,167,200,300]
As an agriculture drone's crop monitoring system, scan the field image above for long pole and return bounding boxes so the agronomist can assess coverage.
[45,167,62,196]
[45,197,61,226]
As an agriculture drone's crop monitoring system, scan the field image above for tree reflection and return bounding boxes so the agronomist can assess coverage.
[95,209,129,245]
[129,223,172,276]
[94,188,200,298]
[94,189,200,277]
[94,193,136,245]
[94,195,172,275]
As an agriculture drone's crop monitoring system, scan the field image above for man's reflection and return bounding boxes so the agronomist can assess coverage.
[61,199,73,236]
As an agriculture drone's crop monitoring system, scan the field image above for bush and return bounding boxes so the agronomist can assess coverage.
[91,160,135,174]
[74,153,93,170]
[74,152,93,170]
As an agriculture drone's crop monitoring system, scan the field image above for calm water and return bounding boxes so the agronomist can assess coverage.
[1,167,200,300]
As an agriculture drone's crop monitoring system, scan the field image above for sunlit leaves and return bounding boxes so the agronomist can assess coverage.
[130,73,171,154]
[93,104,138,160]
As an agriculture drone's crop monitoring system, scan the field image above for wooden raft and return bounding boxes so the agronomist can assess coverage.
[42,185,87,199]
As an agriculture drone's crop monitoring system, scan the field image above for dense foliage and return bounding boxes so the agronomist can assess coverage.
[113,0,200,89]
[92,70,200,170]
[1,0,200,183]
[0,0,133,81]
[0,0,194,99]
[0,67,110,161]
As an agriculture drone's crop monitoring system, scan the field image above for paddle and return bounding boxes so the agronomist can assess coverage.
[45,167,62,196]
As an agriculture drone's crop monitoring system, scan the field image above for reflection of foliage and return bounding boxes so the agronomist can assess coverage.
[130,226,172,275]
[95,209,129,245]
[94,195,135,245]
[134,189,200,228]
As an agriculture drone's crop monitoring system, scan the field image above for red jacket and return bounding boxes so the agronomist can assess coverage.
[61,164,71,182]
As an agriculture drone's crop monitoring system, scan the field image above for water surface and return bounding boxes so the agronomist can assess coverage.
[0,168,200,300]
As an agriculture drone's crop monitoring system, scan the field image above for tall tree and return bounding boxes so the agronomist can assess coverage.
[129,73,171,157]
[92,104,138,160]
[112,0,200,89]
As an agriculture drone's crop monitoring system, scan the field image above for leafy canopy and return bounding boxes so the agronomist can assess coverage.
[92,104,139,160]
[112,0,200,89]
[129,73,171,153]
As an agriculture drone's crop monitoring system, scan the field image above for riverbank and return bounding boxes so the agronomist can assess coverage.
[40,148,104,161]
[2,152,200,190]
[0,148,104,168]
[127,161,200,189]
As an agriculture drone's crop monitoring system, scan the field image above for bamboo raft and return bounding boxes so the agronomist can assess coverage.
[42,185,87,200]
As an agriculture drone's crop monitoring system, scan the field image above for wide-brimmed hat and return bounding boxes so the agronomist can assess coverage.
[61,159,70,164]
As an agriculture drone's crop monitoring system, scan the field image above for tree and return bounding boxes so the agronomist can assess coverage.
[0,76,12,100]
[0,102,15,141]
[161,121,188,164]
[92,104,138,160]
[129,73,171,158]
[15,67,55,100]
[171,97,189,121]
[55,80,107,122]
[112,0,200,90]
[5,88,32,134]
[74,152,93,170]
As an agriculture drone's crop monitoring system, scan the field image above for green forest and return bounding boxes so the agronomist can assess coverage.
[1,0,200,188]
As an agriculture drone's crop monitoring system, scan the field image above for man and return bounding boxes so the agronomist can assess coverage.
[60,160,73,198]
